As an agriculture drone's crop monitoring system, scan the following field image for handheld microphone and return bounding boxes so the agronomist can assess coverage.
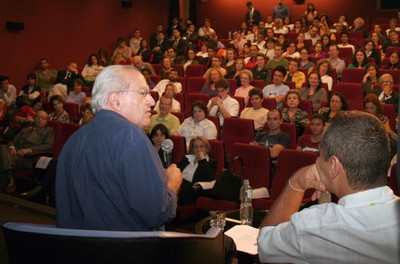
[161,139,174,168]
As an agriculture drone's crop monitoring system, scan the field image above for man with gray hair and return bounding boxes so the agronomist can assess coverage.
[56,65,182,231]
[258,111,399,263]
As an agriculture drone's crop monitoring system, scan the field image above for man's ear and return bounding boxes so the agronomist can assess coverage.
[330,155,343,180]
[108,92,121,111]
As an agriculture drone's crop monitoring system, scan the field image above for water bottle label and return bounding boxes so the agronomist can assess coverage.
[247,189,253,199]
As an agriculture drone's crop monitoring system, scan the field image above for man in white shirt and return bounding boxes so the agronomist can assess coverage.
[304,25,321,46]
[0,75,17,107]
[153,68,182,96]
[337,31,355,55]
[207,80,239,126]
[328,43,345,79]
[258,111,399,264]
[262,66,289,108]
[273,18,288,35]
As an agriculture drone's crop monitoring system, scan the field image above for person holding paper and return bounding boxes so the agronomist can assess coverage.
[177,136,216,205]
[257,111,399,263]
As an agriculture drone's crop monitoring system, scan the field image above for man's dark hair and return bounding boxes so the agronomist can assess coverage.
[191,100,209,118]
[274,65,287,77]
[246,1,253,7]
[249,87,263,98]
[0,76,10,83]
[215,80,228,89]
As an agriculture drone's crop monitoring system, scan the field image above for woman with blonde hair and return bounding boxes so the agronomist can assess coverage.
[201,68,226,97]
[234,69,254,104]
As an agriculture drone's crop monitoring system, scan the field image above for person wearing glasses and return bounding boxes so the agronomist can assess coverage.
[56,66,183,231]
[318,91,348,122]
[373,73,399,113]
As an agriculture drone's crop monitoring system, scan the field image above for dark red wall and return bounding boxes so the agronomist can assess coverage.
[0,0,169,88]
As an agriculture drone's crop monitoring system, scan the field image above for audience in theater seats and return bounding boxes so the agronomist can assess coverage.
[19,73,41,106]
[0,76,17,107]
[169,29,187,57]
[202,68,226,97]
[282,42,300,59]
[382,50,400,69]
[318,91,348,122]
[316,59,333,90]
[273,19,288,35]
[182,23,199,50]
[98,48,112,67]
[373,73,399,113]
[203,56,226,77]
[235,70,255,104]
[177,136,216,205]
[284,59,306,90]
[141,68,156,90]
[361,63,379,95]
[176,100,217,148]
[159,56,174,80]
[299,71,327,112]
[0,110,54,192]
[166,47,183,65]
[153,83,181,113]
[149,124,170,169]
[337,31,355,55]
[53,62,85,97]
[48,95,70,123]
[183,48,200,73]
[230,30,247,56]
[262,66,290,108]
[299,47,316,71]
[258,111,399,264]
[252,109,291,159]
[151,31,170,64]
[129,28,142,55]
[327,43,345,79]
[349,17,368,37]
[132,55,156,75]
[252,33,267,54]
[208,80,239,127]
[246,25,260,43]
[81,54,103,84]
[34,58,58,93]
[296,114,325,153]
[244,44,260,68]
[266,43,289,69]
[111,37,132,65]
[153,68,182,96]
[145,95,180,135]
[363,93,391,133]
[79,97,94,126]
[136,39,152,63]
[282,89,310,136]
[251,54,272,86]
[223,48,237,74]
[198,18,218,44]
[348,49,368,69]
[240,88,269,132]
[305,25,321,46]
[65,79,87,105]
[363,39,381,66]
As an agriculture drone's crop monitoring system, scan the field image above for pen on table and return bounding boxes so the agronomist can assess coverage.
[225,217,241,224]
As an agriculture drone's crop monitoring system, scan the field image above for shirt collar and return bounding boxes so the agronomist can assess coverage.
[338,186,395,208]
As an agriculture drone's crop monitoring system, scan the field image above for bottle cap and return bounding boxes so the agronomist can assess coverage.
[243,179,249,185]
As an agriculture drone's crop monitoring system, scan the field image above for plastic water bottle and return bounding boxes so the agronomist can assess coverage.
[228,31,232,40]
[240,179,253,225]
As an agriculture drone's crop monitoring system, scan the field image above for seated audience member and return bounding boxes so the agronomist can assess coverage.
[78,97,94,126]
[169,30,187,57]
[363,93,391,133]
[132,55,156,75]
[284,59,306,90]
[159,56,174,80]
[0,100,10,142]
[65,79,87,105]
[299,71,327,112]
[146,95,180,135]
[349,17,368,37]
[277,34,289,54]
[19,73,41,106]
[167,17,182,38]
[208,80,239,127]
[296,114,325,153]
[183,48,200,73]
[382,50,400,70]
[282,90,309,136]
[262,66,290,108]
[266,43,290,69]
[252,33,267,54]
[141,68,156,90]
[296,32,307,50]
[196,42,209,58]
[53,62,85,97]
[0,75,17,107]
[265,15,275,28]
[337,31,355,55]
[240,88,269,132]
[363,39,381,66]
[258,111,398,264]
[320,34,331,52]
[182,23,199,50]
[386,18,400,37]
[177,136,217,205]
[151,31,170,64]
[316,59,333,90]
[282,42,300,59]
[304,25,321,46]
[223,48,237,74]
[98,48,112,67]
[318,91,348,122]
[48,95,70,123]
[361,63,379,95]
[373,73,399,113]
[153,83,181,113]
[136,39,152,63]
[310,41,327,60]
[81,54,103,83]
[327,43,345,80]
[34,58,58,93]
[176,101,217,148]
[150,124,170,169]
[348,49,368,69]
[235,70,255,104]
[111,37,132,65]
[273,18,288,34]
[203,56,227,77]
[198,18,218,42]
[244,45,260,68]
[253,109,291,159]
[385,29,400,51]
[264,37,276,61]
[166,47,183,65]
[230,30,247,55]
[251,54,272,86]
[201,68,226,97]
[246,25,260,43]
[241,42,252,59]
[129,28,142,55]
[299,47,316,71]
[225,58,245,87]
[0,110,54,192]
[370,31,386,54]
[153,68,182,96]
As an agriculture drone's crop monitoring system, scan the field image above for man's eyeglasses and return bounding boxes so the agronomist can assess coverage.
[120,90,150,97]
[381,81,393,85]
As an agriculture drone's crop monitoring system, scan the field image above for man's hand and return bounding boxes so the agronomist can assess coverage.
[17,148,31,156]
[290,164,326,201]
[166,164,182,194]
